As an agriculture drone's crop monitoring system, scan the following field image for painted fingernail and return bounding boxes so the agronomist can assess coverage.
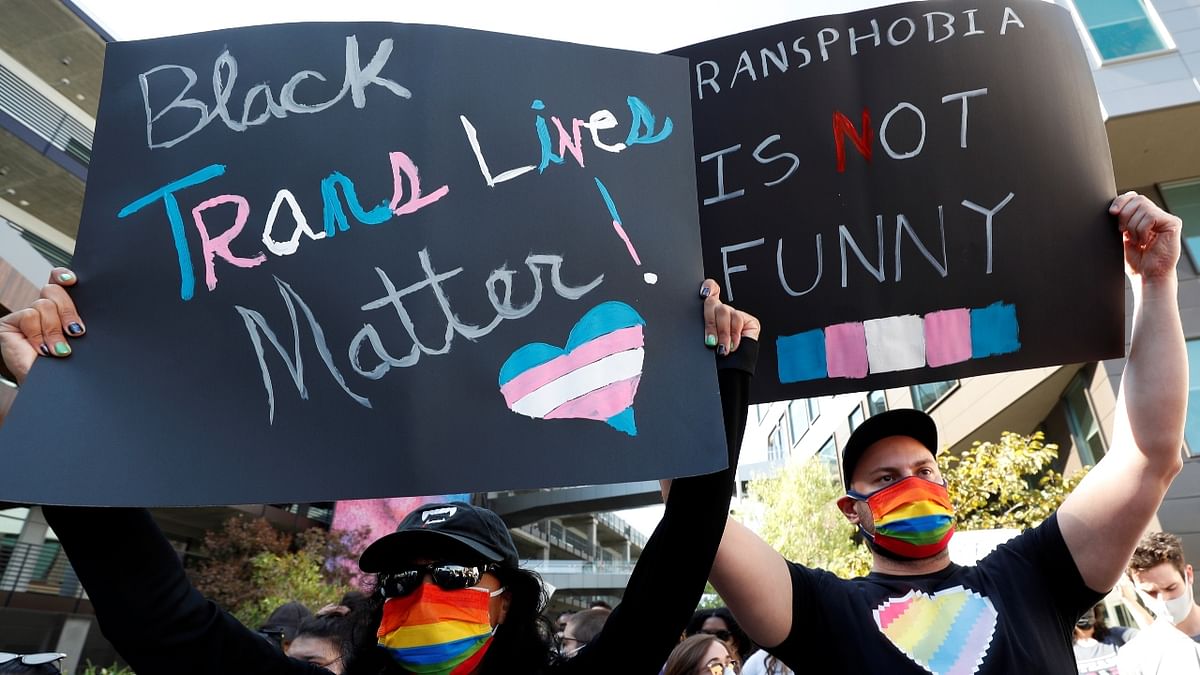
[67,322,84,336]
[39,343,50,356]
[58,272,74,282]
[717,344,727,356]
[53,342,71,356]
[700,286,710,297]
[705,334,718,347]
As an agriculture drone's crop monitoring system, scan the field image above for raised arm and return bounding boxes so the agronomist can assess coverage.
[1058,192,1187,592]
[566,280,759,673]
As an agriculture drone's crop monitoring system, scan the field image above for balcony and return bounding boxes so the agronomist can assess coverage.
[0,539,91,614]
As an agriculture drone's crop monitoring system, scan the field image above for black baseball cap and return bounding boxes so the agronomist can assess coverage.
[841,409,939,490]
[359,501,520,573]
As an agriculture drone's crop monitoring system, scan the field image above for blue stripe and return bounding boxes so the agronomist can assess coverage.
[384,634,489,665]
[498,343,563,386]
[594,177,622,224]
[565,302,644,350]
[927,593,986,673]
[877,514,952,535]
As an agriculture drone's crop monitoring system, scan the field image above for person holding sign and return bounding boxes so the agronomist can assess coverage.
[0,276,759,675]
[705,193,1186,673]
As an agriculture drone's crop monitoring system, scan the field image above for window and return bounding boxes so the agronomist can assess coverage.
[1064,372,1107,465]
[767,426,786,462]
[1163,180,1200,272]
[849,406,865,432]
[754,404,767,423]
[817,437,838,475]
[787,400,809,445]
[910,381,957,411]
[1185,340,1200,456]
[868,390,887,417]
[1074,0,1170,60]
[806,398,821,421]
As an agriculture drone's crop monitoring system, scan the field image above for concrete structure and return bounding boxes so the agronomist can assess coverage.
[743,0,1200,599]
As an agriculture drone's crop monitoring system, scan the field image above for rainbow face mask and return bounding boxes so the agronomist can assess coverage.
[847,475,955,560]
[377,583,502,675]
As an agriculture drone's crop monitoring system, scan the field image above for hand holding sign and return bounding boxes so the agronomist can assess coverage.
[0,269,82,385]
[1112,192,1183,282]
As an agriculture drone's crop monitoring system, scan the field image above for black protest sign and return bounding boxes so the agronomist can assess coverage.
[0,24,721,506]
[673,0,1122,403]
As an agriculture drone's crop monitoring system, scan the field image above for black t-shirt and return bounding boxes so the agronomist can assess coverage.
[772,514,1102,674]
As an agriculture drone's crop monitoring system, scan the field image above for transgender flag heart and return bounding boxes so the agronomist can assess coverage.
[498,301,645,436]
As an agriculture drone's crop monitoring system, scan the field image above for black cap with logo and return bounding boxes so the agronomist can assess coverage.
[359,501,520,573]
[841,409,939,491]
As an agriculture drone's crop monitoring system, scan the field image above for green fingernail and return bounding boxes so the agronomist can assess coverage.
[705,334,717,347]
[54,342,71,356]
[58,272,74,282]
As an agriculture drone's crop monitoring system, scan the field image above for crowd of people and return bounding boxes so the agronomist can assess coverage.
[0,192,1192,674]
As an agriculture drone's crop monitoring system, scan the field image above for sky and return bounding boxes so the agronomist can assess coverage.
[70,0,914,537]
[73,0,912,51]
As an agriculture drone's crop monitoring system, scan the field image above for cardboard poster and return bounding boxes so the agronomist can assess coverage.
[0,23,723,505]
[673,0,1122,403]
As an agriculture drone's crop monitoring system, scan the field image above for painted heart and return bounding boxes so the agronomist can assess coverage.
[498,301,645,436]
[872,585,997,675]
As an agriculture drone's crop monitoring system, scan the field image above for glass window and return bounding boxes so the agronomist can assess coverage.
[787,400,809,445]
[910,381,957,411]
[1185,340,1200,456]
[807,398,821,421]
[754,404,767,423]
[1162,181,1200,273]
[849,406,865,432]
[767,426,786,462]
[868,390,887,417]
[1064,372,1107,465]
[1075,0,1169,60]
[817,437,838,475]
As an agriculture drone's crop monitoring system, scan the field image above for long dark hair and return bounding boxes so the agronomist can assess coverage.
[686,607,754,662]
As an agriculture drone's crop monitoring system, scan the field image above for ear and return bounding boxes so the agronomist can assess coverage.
[496,589,513,624]
[836,495,861,524]
[1187,564,1194,586]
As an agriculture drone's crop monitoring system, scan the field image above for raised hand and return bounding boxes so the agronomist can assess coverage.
[700,278,761,356]
[1112,192,1182,282]
[0,268,83,385]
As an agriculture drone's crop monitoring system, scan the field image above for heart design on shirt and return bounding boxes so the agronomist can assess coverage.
[873,585,997,675]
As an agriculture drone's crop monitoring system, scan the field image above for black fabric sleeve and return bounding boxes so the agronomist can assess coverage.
[43,506,328,675]
[556,340,758,675]
[770,561,837,659]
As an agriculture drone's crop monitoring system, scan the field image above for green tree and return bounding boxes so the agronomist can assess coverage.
[191,515,370,628]
[743,430,1087,580]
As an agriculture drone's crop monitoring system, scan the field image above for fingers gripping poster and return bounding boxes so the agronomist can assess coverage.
[0,23,723,506]
[674,0,1123,403]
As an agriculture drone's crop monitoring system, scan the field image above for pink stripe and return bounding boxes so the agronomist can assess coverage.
[876,597,912,631]
[947,605,995,675]
[612,220,642,265]
[544,377,642,421]
[500,326,644,405]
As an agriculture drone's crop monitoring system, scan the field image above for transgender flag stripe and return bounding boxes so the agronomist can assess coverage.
[507,350,645,418]
[499,326,644,403]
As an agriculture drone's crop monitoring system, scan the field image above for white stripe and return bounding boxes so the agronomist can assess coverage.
[511,349,644,418]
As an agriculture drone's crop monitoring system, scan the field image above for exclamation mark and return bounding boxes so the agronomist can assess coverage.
[594,177,657,285]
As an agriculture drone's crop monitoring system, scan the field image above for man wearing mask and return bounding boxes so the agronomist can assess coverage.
[706,193,1189,673]
[1117,532,1200,673]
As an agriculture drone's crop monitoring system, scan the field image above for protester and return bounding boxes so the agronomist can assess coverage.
[663,634,738,675]
[1117,531,1200,673]
[1072,603,1133,674]
[685,608,752,666]
[554,611,574,638]
[259,600,314,651]
[739,650,791,675]
[284,593,379,674]
[704,193,1187,673]
[558,608,610,659]
[0,276,759,675]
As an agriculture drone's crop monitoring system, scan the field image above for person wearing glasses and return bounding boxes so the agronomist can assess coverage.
[0,276,759,675]
[685,608,752,667]
[704,193,1189,673]
[663,634,739,675]
[557,608,610,659]
[0,654,66,675]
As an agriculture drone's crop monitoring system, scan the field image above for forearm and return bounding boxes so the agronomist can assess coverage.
[570,342,756,672]
[1115,273,1187,475]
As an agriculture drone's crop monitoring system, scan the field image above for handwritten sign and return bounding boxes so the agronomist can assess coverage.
[0,23,723,506]
[674,0,1123,403]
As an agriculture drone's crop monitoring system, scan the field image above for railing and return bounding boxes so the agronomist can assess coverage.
[0,539,88,611]
[520,559,637,576]
[0,63,93,169]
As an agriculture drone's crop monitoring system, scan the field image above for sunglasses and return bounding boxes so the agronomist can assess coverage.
[379,563,497,598]
[701,628,733,642]
[0,653,66,668]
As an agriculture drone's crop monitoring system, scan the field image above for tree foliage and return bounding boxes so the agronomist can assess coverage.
[942,431,1088,531]
[743,430,1087,580]
[191,515,370,628]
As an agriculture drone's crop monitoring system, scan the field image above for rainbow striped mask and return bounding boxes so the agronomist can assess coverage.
[848,476,955,560]
[377,583,501,674]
